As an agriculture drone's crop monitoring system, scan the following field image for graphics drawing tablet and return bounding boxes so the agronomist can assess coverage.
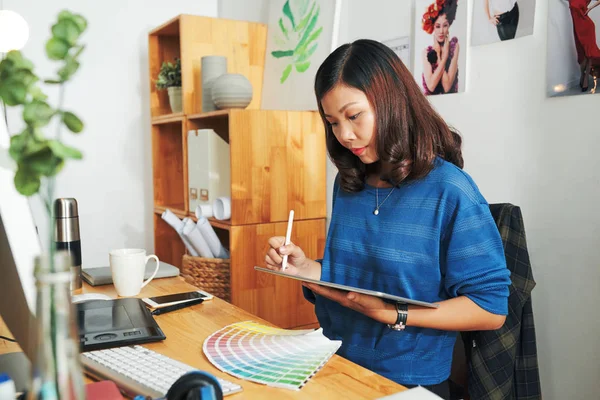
[254,266,439,308]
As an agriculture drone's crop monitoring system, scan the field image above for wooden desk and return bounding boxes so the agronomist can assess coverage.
[1,277,406,399]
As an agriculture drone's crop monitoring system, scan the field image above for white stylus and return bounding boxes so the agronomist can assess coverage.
[281,210,294,271]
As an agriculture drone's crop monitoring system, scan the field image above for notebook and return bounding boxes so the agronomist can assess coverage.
[82,262,180,286]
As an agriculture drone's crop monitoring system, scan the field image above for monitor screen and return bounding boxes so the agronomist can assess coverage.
[0,117,42,360]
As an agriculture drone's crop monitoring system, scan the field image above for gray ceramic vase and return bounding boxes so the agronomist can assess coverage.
[201,56,227,112]
[211,73,253,109]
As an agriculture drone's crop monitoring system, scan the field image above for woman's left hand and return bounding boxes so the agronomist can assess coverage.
[303,283,395,324]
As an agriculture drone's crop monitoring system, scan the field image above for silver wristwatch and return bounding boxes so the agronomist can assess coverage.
[387,303,408,331]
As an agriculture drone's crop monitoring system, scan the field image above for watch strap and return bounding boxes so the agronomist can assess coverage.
[388,303,408,331]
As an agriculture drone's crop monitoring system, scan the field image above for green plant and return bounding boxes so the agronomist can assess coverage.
[155,57,181,89]
[0,10,88,397]
[0,10,87,206]
[271,0,323,83]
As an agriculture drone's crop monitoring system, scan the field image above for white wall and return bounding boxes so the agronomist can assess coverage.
[6,0,596,398]
[222,1,600,399]
[3,0,218,268]
[218,0,268,23]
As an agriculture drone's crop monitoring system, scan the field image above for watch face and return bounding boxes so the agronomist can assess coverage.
[388,323,405,331]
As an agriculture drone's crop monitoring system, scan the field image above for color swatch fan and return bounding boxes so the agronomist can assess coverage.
[203,321,341,390]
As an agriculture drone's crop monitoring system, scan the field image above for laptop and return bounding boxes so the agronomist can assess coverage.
[82,261,180,286]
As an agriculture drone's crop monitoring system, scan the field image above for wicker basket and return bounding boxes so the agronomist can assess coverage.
[181,254,231,302]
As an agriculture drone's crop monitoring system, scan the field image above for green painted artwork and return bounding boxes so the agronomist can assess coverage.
[272,0,323,83]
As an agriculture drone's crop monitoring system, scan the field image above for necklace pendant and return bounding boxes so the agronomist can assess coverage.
[373,209,379,216]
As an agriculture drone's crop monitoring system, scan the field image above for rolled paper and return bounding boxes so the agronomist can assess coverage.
[182,218,214,258]
[195,203,214,219]
[161,209,199,256]
[197,216,230,259]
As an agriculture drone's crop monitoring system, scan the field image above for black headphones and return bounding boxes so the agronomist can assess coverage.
[166,371,224,400]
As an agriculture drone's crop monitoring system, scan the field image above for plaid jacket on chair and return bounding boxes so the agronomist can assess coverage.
[461,204,542,400]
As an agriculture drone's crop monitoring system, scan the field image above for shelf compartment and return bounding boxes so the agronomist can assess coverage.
[187,110,229,146]
[153,213,186,267]
[154,207,230,254]
[190,212,232,231]
[178,15,267,115]
[149,17,181,119]
[152,121,186,211]
[153,207,232,232]
[154,206,187,219]
[152,112,184,125]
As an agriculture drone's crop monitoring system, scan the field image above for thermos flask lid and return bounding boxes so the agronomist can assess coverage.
[54,198,78,219]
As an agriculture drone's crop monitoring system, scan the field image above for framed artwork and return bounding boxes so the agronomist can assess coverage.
[471,0,537,46]
[547,0,600,97]
[413,0,468,96]
[261,0,342,110]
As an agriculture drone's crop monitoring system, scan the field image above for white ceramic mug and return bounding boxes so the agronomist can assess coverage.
[109,249,159,297]
[213,197,231,220]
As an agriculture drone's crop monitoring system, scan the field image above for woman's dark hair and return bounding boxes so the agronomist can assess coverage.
[437,0,458,25]
[314,38,463,193]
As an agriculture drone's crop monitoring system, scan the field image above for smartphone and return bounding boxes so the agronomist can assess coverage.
[142,290,213,309]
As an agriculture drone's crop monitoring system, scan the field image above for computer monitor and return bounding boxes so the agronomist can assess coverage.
[0,117,42,362]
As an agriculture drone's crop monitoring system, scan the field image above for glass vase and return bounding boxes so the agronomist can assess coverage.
[27,251,86,400]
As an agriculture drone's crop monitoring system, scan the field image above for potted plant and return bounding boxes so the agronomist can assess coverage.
[156,57,182,113]
[0,9,88,399]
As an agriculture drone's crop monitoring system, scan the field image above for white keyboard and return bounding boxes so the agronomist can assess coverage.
[81,345,242,398]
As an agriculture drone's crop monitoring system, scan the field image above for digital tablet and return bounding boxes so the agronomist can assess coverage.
[254,266,439,308]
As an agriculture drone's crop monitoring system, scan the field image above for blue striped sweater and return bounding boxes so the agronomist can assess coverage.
[304,157,511,386]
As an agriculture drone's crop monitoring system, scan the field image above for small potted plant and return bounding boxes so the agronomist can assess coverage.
[156,58,182,113]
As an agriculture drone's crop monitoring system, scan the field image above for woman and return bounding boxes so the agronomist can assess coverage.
[569,0,600,91]
[485,0,520,41]
[421,0,460,95]
[263,39,510,399]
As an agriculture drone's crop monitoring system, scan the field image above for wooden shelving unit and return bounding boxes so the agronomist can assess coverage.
[148,15,327,329]
[152,113,185,125]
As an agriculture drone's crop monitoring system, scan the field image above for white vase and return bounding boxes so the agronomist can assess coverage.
[167,86,182,113]
[211,74,253,110]
[201,56,227,112]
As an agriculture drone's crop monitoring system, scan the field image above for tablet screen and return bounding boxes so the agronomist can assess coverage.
[254,266,439,308]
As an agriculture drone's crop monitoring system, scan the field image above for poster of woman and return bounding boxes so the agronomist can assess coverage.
[471,1,537,46]
[547,0,600,96]
[413,0,467,96]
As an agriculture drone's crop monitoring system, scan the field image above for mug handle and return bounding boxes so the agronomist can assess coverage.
[141,254,160,289]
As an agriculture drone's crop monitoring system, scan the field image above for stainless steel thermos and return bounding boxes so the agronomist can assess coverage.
[54,198,82,291]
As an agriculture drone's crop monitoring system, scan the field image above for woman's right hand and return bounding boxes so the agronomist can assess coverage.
[442,36,450,62]
[489,15,499,25]
[265,236,310,276]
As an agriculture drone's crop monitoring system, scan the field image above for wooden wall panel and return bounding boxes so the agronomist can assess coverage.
[230,110,327,225]
[230,219,326,328]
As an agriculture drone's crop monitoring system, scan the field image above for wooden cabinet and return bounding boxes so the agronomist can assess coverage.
[149,15,326,328]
